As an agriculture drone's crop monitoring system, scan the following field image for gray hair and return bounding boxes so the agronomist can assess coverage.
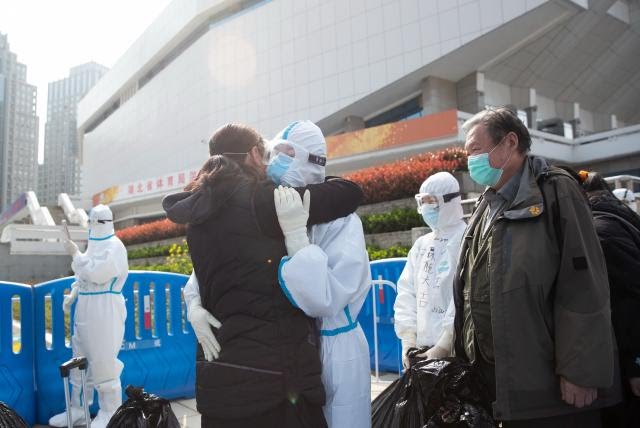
[462,106,531,153]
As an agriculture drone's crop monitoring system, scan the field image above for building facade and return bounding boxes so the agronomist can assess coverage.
[39,62,108,205]
[77,0,640,225]
[0,33,39,210]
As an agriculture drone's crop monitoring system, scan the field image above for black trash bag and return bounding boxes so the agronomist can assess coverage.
[0,401,28,428]
[372,347,496,428]
[106,385,181,428]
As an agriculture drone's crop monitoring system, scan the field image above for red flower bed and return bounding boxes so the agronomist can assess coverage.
[117,218,185,245]
[117,148,467,244]
[346,147,467,204]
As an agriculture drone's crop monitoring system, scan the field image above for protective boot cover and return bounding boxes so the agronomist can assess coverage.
[91,380,122,428]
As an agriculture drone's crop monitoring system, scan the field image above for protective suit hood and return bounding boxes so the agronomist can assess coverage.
[418,172,464,232]
[268,120,326,186]
[88,204,115,240]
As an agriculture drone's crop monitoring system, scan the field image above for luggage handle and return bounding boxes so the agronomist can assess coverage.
[60,356,91,428]
[59,356,88,378]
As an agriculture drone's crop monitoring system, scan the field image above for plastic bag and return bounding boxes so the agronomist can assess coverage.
[106,385,181,428]
[372,347,496,428]
[0,402,28,428]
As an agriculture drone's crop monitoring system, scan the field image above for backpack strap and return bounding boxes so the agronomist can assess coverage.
[592,210,640,245]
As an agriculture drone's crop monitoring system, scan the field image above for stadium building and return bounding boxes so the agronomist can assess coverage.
[76,0,640,226]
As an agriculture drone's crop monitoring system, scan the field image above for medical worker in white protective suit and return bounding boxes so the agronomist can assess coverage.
[49,204,128,428]
[393,172,466,369]
[271,120,372,428]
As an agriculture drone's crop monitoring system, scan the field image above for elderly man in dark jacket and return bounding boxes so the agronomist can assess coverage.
[453,107,620,427]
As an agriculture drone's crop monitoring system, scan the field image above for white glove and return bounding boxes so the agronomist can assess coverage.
[63,284,79,314]
[425,345,450,359]
[426,327,454,359]
[63,238,80,257]
[401,339,416,369]
[187,297,222,362]
[274,186,311,255]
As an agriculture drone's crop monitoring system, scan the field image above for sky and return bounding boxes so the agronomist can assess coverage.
[0,0,173,163]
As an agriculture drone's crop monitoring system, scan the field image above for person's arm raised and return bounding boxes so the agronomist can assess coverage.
[297,176,363,225]
[254,176,363,238]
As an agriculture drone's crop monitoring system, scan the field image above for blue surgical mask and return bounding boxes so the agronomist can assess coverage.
[266,153,294,184]
[421,204,439,229]
[467,139,511,187]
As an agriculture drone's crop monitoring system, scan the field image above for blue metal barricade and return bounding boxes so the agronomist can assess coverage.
[32,271,193,425]
[119,271,195,399]
[33,275,78,423]
[357,258,407,374]
[0,281,36,426]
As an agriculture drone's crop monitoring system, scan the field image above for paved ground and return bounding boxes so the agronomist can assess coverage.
[34,373,400,428]
[169,373,399,428]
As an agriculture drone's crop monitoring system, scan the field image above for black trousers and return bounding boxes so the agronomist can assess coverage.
[200,398,327,428]
[502,410,601,427]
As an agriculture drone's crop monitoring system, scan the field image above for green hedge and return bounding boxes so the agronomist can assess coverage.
[128,244,173,260]
[367,245,410,260]
[127,211,422,262]
[360,207,422,234]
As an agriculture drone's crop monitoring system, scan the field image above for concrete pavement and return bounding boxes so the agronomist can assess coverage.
[34,373,400,428]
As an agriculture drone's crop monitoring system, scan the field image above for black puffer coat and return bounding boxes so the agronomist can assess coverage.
[588,191,640,380]
[164,176,362,420]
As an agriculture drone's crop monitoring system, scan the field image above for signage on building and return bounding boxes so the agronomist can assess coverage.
[0,193,28,226]
[92,168,200,205]
[326,109,458,159]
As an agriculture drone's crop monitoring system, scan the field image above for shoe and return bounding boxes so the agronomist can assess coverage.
[48,406,87,427]
[91,409,116,428]
[91,379,122,428]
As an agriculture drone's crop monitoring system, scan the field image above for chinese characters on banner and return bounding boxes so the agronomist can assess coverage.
[93,168,200,205]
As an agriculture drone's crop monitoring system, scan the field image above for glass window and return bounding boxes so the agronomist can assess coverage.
[365,96,423,128]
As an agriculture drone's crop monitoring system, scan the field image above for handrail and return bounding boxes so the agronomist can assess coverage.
[604,175,640,183]
[574,124,640,145]
[370,277,401,383]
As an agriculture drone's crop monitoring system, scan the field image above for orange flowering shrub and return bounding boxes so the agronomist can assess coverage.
[346,147,467,204]
[117,218,185,245]
[117,148,467,244]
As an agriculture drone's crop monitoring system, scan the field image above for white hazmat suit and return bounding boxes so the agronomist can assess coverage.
[393,172,466,368]
[271,121,372,428]
[49,204,128,428]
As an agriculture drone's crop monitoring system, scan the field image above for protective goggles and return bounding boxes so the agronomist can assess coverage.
[89,218,113,225]
[264,139,326,167]
[414,191,460,210]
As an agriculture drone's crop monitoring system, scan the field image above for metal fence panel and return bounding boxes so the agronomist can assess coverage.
[357,258,407,374]
[0,281,36,425]
[32,271,193,424]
